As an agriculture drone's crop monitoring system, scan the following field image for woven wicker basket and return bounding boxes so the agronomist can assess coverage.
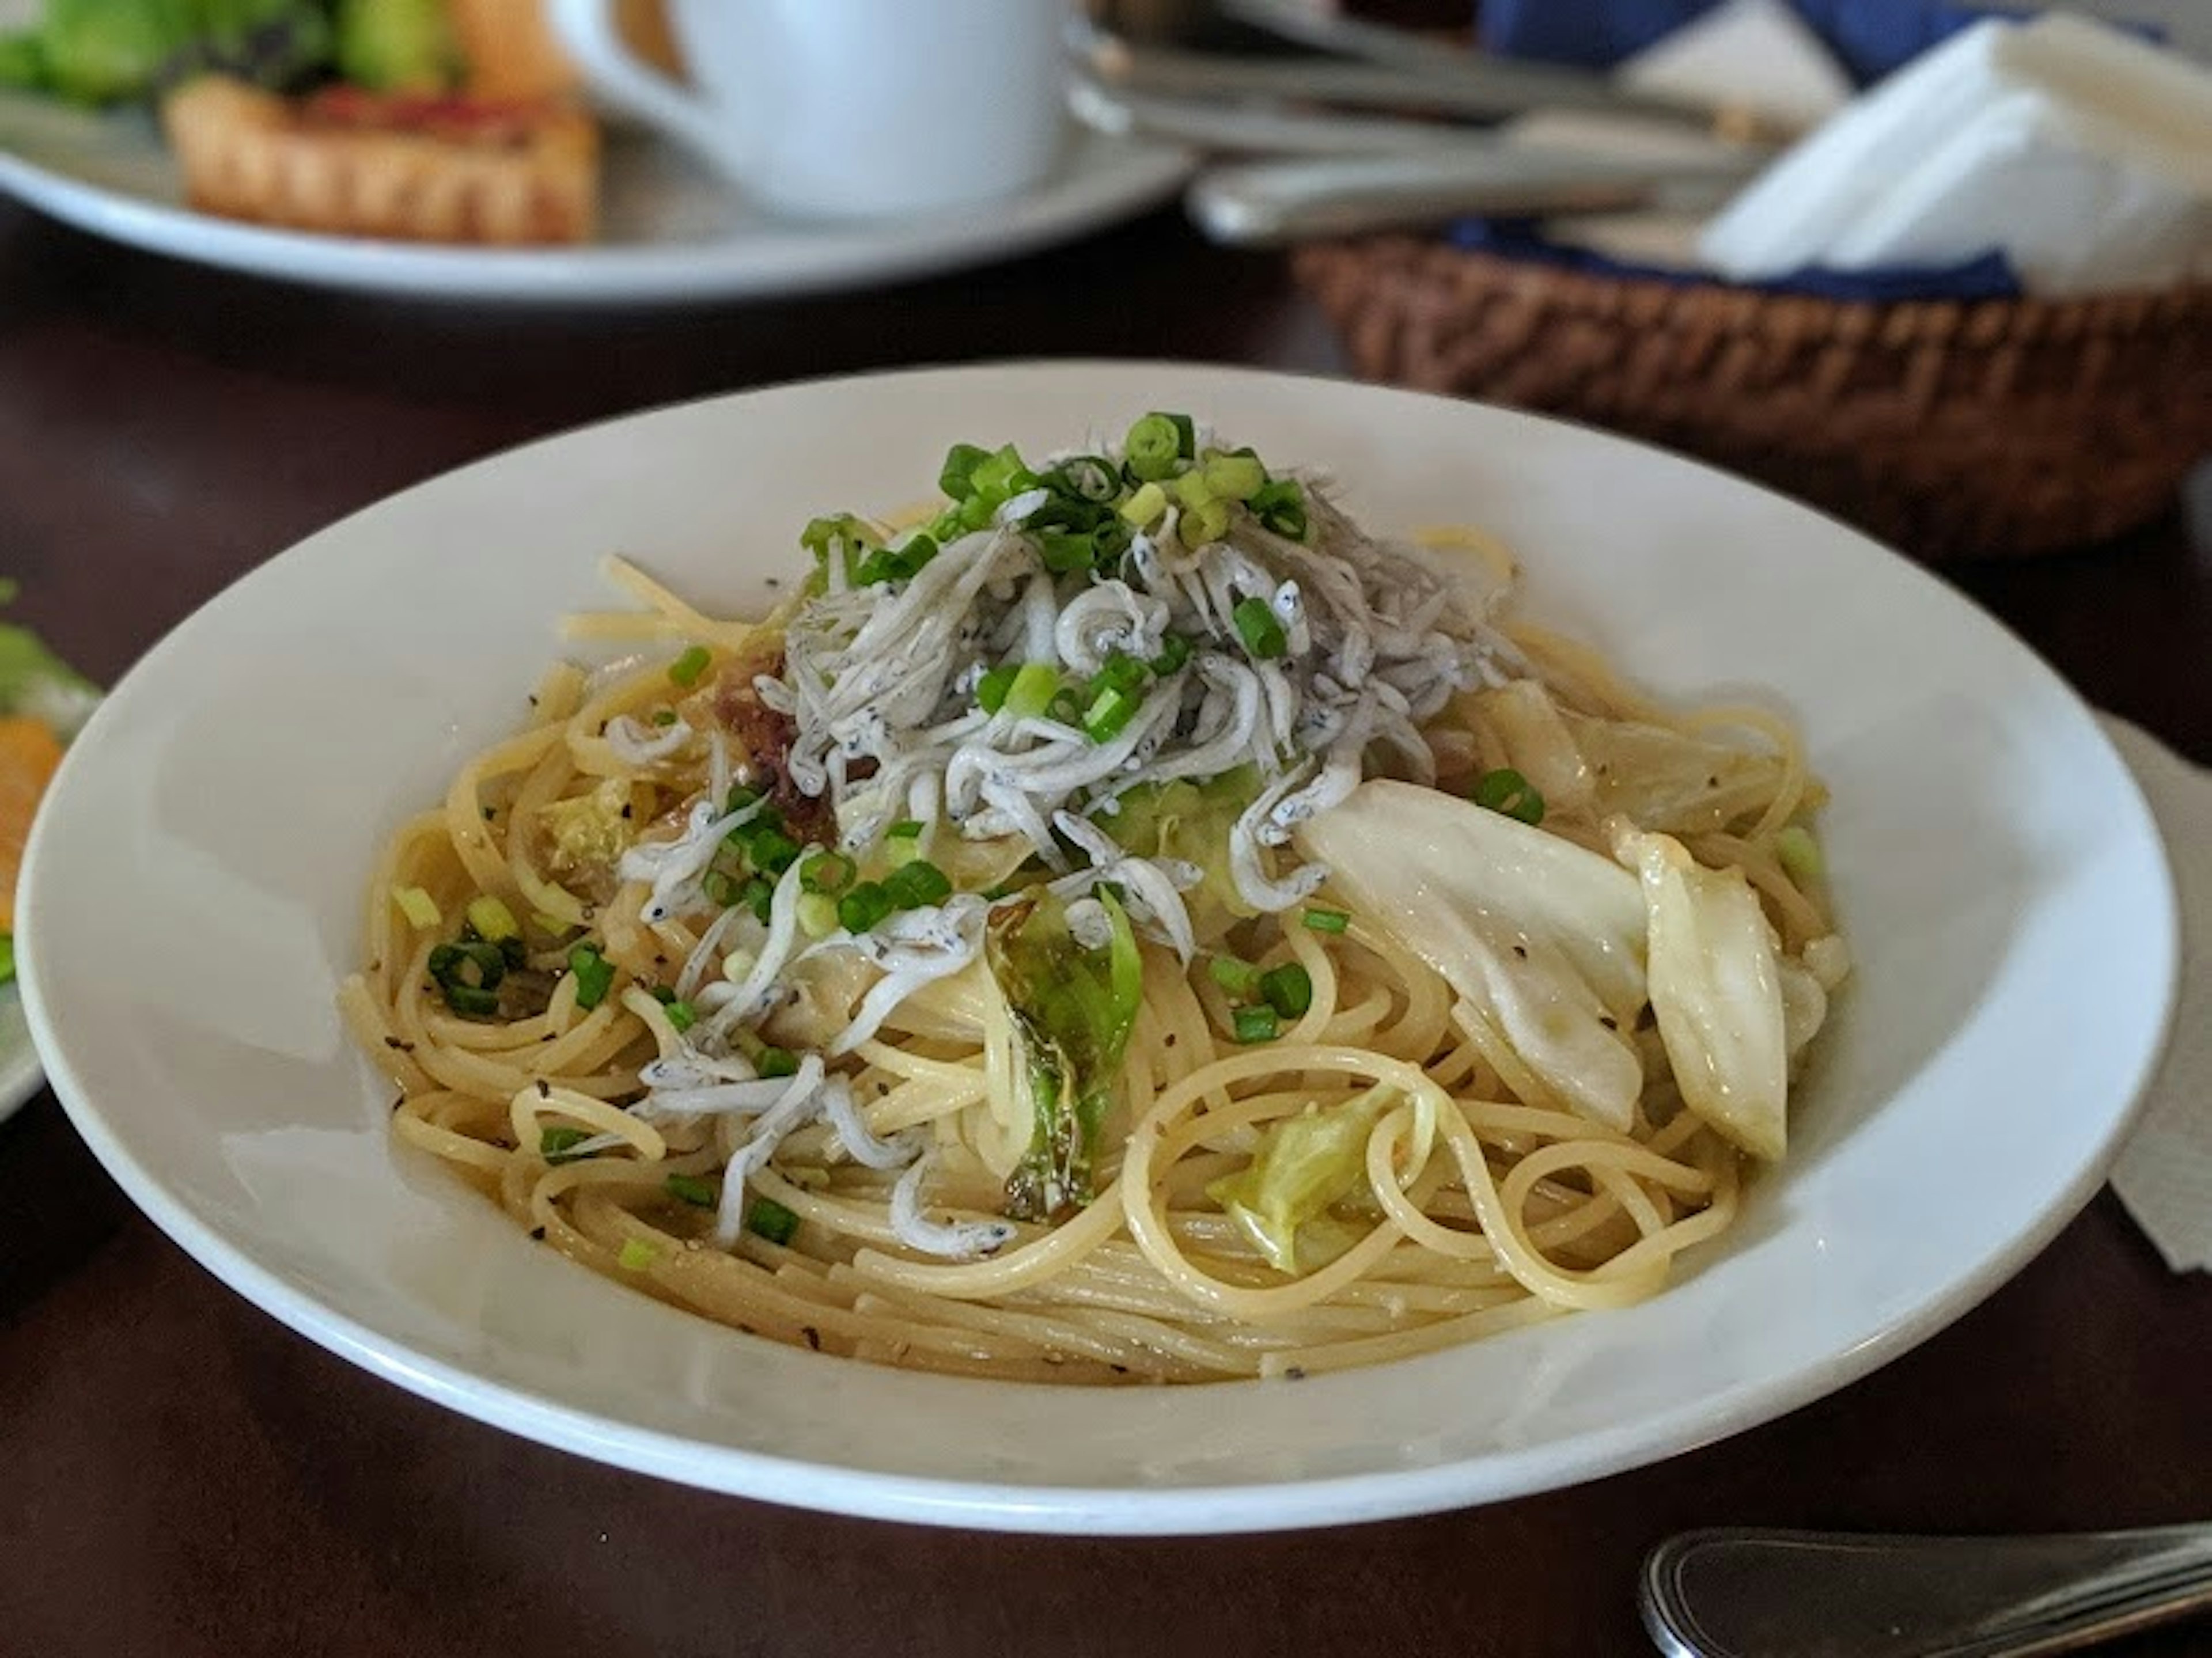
[1294,237,2212,560]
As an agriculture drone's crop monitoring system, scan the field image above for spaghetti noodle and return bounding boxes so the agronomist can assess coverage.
[343,418,1846,1384]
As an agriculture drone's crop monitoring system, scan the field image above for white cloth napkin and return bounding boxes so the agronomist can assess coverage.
[1502,0,1851,270]
[1699,13,2212,295]
[2101,714,2212,1273]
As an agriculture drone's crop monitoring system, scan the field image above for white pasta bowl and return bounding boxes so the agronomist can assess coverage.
[17,362,2178,1534]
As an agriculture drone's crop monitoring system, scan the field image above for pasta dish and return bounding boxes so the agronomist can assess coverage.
[343,416,1847,1384]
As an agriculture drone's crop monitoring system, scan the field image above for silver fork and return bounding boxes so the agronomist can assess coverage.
[1641,1523,2212,1657]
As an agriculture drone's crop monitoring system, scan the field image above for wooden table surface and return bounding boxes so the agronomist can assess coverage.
[2,194,2207,1658]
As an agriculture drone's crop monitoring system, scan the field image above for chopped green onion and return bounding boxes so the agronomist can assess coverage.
[392,885,441,929]
[1202,449,1267,502]
[801,851,857,895]
[855,533,939,586]
[1233,1004,1281,1044]
[1210,954,1263,996]
[1232,595,1288,660]
[1082,684,1143,745]
[1302,906,1350,934]
[838,881,895,934]
[1172,467,1214,511]
[428,939,507,1016]
[1249,479,1308,540]
[1123,413,1184,482]
[1178,497,1232,549]
[1091,652,1150,697]
[745,1197,801,1246]
[976,664,1018,714]
[1119,480,1168,526]
[666,1174,717,1208]
[800,514,883,583]
[540,1125,590,1162]
[756,1046,800,1079]
[465,894,518,944]
[668,645,711,689]
[725,783,762,814]
[702,868,741,909]
[439,983,499,1018]
[1160,412,1196,457]
[746,826,801,875]
[1037,529,1100,574]
[886,819,925,840]
[1149,633,1194,676]
[1004,662,1060,720]
[1776,825,1824,881]
[972,443,1032,494]
[1260,962,1314,1020]
[939,442,991,500]
[885,859,953,910]
[796,891,840,938]
[1472,767,1546,826]
[1046,688,1085,727]
[651,708,677,727]
[618,1237,658,1271]
[741,875,775,925]
[662,998,698,1033]
[1046,454,1121,502]
[567,942,615,1010]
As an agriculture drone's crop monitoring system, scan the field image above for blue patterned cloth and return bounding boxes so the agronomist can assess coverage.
[1450,219,2023,299]
[1479,0,2032,86]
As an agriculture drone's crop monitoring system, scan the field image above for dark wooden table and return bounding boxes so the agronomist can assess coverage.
[2,195,2207,1658]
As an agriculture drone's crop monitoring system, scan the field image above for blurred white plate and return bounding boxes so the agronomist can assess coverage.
[0,982,41,1123]
[17,362,2179,1534]
[0,92,1192,303]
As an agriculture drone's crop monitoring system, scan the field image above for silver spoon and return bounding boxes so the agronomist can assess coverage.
[1641,1524,2212,1658]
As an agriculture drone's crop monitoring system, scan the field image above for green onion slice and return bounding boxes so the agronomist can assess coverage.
[1232,595,1288,660]
[666,1174,717,1208]
[668,644,711,689]
[746,1197,801,1245]
[567,942,615,1010]
[1472,767,1546,826]
[1233,1005,1281,1044]
[838,881,894,934]
[800,851,857,895]
[540,1125,591,1162]
[976,663,1019,714]
[1209,954,1263,996]
[1260,962,1314,1020]
[1123,413,1183,482]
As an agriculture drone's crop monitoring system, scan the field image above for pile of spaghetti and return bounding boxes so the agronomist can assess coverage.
[343,415,1848,1384]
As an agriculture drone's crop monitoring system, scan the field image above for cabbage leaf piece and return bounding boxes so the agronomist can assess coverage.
[1206,1083,1396,1274]
[987,887,1142,1220]
[1294,780,1647,1131]
[1614,825,1788,1161]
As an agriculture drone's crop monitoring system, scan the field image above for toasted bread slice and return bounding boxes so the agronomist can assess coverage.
[161,74,599,246]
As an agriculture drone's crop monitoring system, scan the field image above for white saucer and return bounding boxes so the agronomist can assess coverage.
[0,93,1194,303]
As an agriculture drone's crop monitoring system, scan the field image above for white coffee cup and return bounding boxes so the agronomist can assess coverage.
[547,0,1075,220]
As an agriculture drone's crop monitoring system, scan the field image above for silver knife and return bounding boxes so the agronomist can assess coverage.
[1215,0,1799,145]
[1186,148,1752,246]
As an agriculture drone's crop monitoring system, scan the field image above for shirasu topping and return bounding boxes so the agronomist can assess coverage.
[772,439,1518,924]
[569,419,1528,1251]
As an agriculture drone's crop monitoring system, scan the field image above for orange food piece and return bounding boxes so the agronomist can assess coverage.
[0,714,63,934]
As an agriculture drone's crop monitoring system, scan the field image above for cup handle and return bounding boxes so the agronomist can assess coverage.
[544,0,734,169]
